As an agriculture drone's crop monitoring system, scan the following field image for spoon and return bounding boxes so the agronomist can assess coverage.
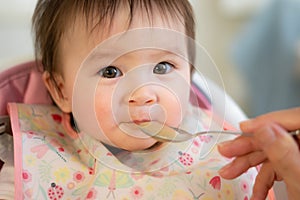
[138,121,300,143]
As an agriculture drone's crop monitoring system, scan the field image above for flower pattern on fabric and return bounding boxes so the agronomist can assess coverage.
[130,186,144,199]
[10,104,265,199]
[209,176,221,190]
[85,188,97,200]
[53,167,71,184]
[73,171,85,183]
[22,170,32,183]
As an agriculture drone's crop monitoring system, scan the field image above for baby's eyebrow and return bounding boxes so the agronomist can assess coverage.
[85,49,120,66]
[157,45,189,59]
[86,32,189,62]
[88,47,185,59]
[160,50,185,57]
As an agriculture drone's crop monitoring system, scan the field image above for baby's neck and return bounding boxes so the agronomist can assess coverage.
[102,143,126,155]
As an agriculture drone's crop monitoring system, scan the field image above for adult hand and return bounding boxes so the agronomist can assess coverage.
[218,107,300,200]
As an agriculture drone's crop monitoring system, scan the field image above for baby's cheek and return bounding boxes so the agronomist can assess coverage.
[163,98,186,127]
[94,94,115,127]
[162,84,190,126]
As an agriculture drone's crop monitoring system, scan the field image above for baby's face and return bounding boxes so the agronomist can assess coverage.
[54,9,191,151]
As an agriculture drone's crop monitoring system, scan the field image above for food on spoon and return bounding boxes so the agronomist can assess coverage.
[138,121,178,141]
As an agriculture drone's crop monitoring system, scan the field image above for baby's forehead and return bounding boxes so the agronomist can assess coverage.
[61,8,187,57]
[82,28,189,64]
[75,7,184,35]
[58,2,192,73]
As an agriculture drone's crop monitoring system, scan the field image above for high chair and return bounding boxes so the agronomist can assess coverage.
[0,61,276,199]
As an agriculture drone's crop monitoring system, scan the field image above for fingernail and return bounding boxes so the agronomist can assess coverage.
[217,141,233,155]
[240,119,255,132]
[218,140,232,148]
[219,166,231,179]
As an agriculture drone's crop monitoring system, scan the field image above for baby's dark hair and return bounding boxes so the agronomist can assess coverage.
[32,0,195,78]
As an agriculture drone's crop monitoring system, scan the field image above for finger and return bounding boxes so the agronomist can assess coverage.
[218,135,260,158]
[251,162,275,200]
[240,107,300,133]
[256,124,300,182]
[219,150,266,179]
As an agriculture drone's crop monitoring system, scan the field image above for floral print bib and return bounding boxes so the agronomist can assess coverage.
[9,103,261,200]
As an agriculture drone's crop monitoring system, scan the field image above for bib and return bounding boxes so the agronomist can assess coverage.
[10,103,258,200]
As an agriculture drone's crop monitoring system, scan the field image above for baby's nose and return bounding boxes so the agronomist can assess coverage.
[128,87,157,106]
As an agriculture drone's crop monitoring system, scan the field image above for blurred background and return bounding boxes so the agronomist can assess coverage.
[1,0,299,198]
[190,0,300,118]
[0,0,36,70]
[2,0,299,118]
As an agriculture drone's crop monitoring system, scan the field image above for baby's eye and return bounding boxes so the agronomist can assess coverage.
[153,62,174,74]
[98,66,123,78]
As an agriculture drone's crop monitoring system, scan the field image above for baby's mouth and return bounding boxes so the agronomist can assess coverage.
[133,119,151,125]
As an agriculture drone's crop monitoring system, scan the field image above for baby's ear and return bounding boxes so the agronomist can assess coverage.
[42,71,72,113]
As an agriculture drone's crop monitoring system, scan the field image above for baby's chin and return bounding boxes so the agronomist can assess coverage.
[143,141,164,151]
[114,139,163,152]
[127,141,165,152]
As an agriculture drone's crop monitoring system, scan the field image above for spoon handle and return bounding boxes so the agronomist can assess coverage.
[197,130,300,137]
[200,130,245,136]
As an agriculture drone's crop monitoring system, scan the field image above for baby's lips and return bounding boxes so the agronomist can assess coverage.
[133,119,151,125]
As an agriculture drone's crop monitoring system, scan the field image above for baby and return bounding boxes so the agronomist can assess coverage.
[0,0,273,199]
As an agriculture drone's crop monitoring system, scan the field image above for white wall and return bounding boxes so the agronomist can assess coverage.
[0,0,36,71]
